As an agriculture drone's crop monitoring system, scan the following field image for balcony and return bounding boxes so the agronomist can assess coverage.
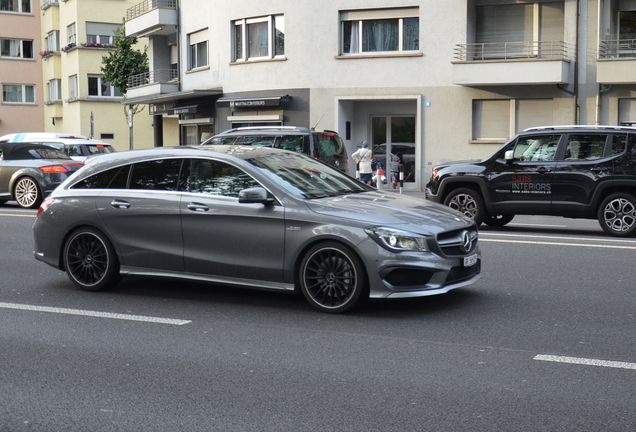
[452,41,572,86]
[125,0,178,38]
[126,69,179,101]
[41,0,59,10]
[597,39,636,84]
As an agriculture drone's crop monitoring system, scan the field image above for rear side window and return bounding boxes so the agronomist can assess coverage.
[565,134,607,161]
[184,159,260,197]
[85,144,113,155]
[609,134,627,156]
[67,145,83,157]
[6,146,70,160]
[129,159,183,191]
[73,165,129,189]
[237,135,276,147]
[274,135,306,152]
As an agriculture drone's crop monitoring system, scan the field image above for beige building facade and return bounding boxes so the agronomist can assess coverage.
[0,0,44,135]
[125,0,636,191]
[40,0,155,150]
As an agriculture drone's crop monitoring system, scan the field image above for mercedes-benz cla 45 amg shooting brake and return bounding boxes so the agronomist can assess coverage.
[33,146,481,313]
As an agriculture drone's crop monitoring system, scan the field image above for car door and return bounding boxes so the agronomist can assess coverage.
[180,157,285,283]
[550,133,619,216]
[487,133,563,214]
[94,158,185,272]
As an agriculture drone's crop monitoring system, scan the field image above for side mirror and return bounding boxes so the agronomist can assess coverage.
[504,150,514,162]
[238,187,274,205]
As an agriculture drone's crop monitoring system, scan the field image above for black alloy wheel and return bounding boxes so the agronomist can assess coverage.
[298,242,366,313]
[63,228,119,291]
[483,214,514,227]
[443,187,485,225]
[598,193,636,237]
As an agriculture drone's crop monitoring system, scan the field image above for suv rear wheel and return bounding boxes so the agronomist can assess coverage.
[484,214,514,227]
[597,193,636,237]
[444,187,485,225]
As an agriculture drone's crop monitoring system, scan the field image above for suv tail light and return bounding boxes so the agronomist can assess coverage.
[40,165,69,173]
[37,197,54,217]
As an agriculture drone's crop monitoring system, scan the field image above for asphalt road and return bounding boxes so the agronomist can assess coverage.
[0,202,634,431]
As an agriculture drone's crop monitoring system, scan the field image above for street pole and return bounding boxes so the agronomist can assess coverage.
[128,107,133,150]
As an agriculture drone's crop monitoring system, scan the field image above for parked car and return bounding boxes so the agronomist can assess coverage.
[201,126,348,173]
[33,145,481,313]
[0,133,114,162]
[0,142,83,208]
[425,125,636,236]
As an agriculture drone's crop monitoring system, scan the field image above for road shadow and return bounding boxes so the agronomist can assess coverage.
[480,224,605,238]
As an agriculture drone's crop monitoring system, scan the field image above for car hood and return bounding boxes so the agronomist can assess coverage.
[306,191,473,235]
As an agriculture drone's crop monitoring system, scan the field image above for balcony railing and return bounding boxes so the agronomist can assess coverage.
[126,0,177,21]
[454,41,571,61]
[599,39,636,59]
[41,0,59,10]
[127,69,178,89]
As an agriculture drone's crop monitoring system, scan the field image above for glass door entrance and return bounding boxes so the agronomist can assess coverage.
[371,116,416,187]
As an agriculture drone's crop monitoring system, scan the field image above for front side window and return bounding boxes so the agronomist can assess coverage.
[88,75,122,97]
[188,29,208,70]
[341,10,419,54]
[130,159,182,191]
[2,84,35,103]
[0,0,31,13]
[185,159,260,198]
[232,15,285,61]
[0,38,33,59]
[513,135,561,162]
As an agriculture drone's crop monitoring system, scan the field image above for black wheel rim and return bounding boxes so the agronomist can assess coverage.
[66,233,109,286]
[303,248,357,309]
[603,198,636,233]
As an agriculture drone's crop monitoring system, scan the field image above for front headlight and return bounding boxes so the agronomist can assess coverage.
[365,227,429,252]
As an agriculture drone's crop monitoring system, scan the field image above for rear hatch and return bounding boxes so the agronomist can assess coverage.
[312,132,348,173]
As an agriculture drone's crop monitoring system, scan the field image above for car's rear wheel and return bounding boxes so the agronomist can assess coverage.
[443,187,485,225]
[63,228,119,291]
[484,214,514,227]
[298,242,366,313]
[598,193,636,237]
[13,177,42,209]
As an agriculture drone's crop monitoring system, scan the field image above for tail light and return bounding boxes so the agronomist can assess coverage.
[40,165,68,173]
[37,197,54,217]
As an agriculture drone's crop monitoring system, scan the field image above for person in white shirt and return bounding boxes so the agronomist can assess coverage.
[351,140,373,184]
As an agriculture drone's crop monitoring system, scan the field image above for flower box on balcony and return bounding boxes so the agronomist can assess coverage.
[81,42,116,49]
[61,42,77,53]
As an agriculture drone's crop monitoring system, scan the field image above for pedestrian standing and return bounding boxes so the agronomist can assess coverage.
[351,140,373,185]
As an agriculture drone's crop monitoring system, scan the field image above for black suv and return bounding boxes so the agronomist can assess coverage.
[425,126,636,237]
[201,126,348,173]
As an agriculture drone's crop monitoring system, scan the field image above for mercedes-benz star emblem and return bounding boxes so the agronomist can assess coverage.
[460,231,472,253]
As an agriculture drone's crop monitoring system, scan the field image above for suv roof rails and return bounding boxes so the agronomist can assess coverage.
[223,126,306,133]
[523,125,636,132]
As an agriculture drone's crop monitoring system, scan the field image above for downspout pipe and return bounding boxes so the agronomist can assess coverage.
[574,0,580,124]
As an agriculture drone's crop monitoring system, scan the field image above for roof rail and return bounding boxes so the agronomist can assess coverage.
[225,126,303,133]
[523,125,636,132]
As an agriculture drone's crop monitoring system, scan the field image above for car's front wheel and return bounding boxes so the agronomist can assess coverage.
[443,187,485,225]
[298,242,367,313]
[13,177,42,209]
[598,193,636,237]
[483,214,514,227]
[63,228,120,291]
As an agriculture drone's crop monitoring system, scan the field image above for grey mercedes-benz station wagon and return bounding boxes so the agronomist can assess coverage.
[33,146,481,313]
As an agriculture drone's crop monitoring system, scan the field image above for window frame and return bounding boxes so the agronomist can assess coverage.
[232,14,285,62]
[340,11,419,55]
[0,38,34,59]
[46,30,60,53]
[0,0,31,13]
[47,78,61,103]
[87,74,121,98]
[2,83,35,104]
[187,30,208,70]
[67,22,76,45]
[68,74,78,100]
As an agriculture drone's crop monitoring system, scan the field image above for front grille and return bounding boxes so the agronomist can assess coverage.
[436,227,478,257]
[446,261,481,284]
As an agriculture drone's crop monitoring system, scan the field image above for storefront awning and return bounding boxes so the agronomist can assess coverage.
[124,88,223,105]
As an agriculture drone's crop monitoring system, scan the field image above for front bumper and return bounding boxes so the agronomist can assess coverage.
[424,185,442,203]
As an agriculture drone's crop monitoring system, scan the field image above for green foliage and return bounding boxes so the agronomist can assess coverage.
[101,27,148,95]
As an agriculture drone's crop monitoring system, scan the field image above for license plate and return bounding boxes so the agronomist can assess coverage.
[463,254,478,267]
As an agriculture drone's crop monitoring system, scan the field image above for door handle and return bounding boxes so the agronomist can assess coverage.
[110,200,130,209]
[187,202,209,212]
[537,167,551,174]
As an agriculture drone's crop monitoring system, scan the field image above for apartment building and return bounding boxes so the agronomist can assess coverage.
[124,0,636,191]
[40,0,155,150]
[0,0,44,134]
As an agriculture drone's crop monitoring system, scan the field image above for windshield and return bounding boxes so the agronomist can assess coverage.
[247,152,371,199]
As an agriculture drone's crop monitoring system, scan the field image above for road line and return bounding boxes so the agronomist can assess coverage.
[480,232,636,244]
[534,354,636,370]
[0,213,36,218]
[508,223,567,228]
[480,238,636,250]
[0,302,191,326]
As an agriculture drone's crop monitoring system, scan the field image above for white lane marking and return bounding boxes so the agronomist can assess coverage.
[0,213,36,218]
[480,238,636,250]
[508,223,567,228]
[0,302,191,326]
[534,354,636,370]
[480,232,636,244]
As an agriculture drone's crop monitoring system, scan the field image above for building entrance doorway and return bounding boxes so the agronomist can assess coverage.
[371,116,416,186]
